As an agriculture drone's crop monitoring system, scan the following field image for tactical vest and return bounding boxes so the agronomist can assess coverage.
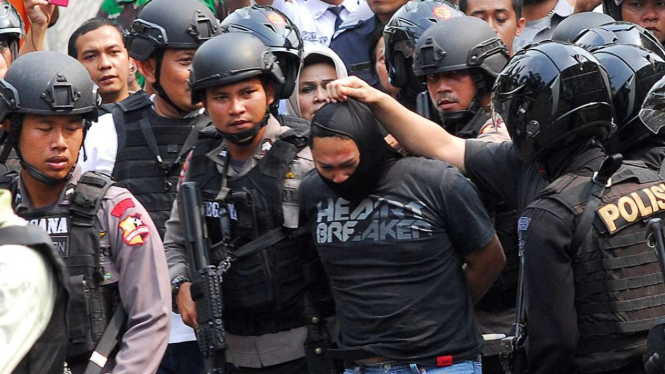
[0,224,69,374]
[0,172,119,361]
[187,118,312,336]
[538,162,665,373]
[111,91,204,239]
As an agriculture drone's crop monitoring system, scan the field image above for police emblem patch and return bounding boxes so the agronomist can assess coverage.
[119,213,150,246]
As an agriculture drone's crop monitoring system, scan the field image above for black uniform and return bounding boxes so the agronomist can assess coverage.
[519,148,665,374]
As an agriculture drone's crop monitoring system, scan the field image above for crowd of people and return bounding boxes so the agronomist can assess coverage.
[3,0,665,374]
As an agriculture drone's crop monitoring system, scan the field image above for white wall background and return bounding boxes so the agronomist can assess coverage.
[43,0,104,54]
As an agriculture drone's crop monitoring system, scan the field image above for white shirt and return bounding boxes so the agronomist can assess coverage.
[81,97,204,176]
[268,0,360,46]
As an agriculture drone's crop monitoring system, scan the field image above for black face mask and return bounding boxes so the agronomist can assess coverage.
[311,99,401,201]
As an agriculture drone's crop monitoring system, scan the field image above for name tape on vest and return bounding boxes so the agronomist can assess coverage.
[597,183,665,234]
[27,215,70,257]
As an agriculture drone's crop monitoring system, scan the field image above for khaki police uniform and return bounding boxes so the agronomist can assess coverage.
[9,166,172,374]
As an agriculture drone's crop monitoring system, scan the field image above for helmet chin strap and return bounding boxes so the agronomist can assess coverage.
[217,111,271,146]
[3,117,73,187]
[153,50,189,116]
[440,96,481,133]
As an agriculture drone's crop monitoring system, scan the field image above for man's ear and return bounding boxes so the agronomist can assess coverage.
[515,17,526,36]
[136,58,157,85]
[265,81,275,106]
[1,118,10,132]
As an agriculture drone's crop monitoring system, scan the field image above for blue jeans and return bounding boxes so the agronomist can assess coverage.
[343,357,482,374]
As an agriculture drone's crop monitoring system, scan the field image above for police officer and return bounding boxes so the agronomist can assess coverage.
[491,42,665,374]
[413,16,509,138]
[0,189,69,374]
[382,0,462,111]
[601,0,665,43]
[574,22,665,60]
[412,15,513,373]
[0,51,171,374]
[592,44,665,174]
[165,33,325,374]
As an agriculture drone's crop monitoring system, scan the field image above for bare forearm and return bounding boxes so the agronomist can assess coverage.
[20,25,47,55]
[369,91,467,170]
[463,236,505,302]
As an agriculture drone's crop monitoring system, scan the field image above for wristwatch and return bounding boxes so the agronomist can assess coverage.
[171,275,191,310]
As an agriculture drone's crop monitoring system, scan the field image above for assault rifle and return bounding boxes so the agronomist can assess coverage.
[180,182,227,374]
[500,238,529,374]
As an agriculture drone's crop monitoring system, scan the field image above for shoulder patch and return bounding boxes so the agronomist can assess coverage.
[118,213,150,246]
[518,217,531,232]
[111,198,136,217]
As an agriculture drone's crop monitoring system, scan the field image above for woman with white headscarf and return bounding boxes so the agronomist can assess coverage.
[287,44,347,120]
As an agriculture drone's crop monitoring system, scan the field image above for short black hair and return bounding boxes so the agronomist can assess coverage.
[68,18,126,59]
[459,0,523,19]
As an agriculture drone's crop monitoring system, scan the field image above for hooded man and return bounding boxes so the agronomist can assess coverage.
[299,98,505,374]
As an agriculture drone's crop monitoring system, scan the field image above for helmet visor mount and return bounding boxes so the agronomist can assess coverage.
[640,83,665,135]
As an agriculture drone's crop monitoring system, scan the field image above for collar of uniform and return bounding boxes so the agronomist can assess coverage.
[307,0,359,19]
[205,115,283,175]
[561,147,605,178]
[14,165,82,213]
[551,0,574,19]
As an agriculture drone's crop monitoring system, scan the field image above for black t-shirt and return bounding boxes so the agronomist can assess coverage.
[464,140,549,214]
[300,157,494,362]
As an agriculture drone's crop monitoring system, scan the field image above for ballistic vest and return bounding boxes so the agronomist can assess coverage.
[1,224,69,374]
[111,91,203,238]
[538,161,665,373]
[0,171,119,361]
[187,118,312,336]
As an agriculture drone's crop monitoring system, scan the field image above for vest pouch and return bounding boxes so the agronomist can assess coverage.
[228,190,259,240]
[67,275,95,359]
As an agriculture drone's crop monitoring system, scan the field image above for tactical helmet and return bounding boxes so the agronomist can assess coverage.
[127,0,219,61]
[222,5,303,100]
[492,41,615,162]
[413,16,509,127]
[602,0,622,21]
[551,12,614,42]
[574,22,665,60]
[593,44,665,152]
[190,33,284,143]
[383,0,462,90]
[0,51,100,185]
[0,1,23,60]
[639,76,665,141]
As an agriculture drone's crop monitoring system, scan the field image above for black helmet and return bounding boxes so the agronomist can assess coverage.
[190,33,284,144]
[127,0,219,114]
[127,0,219,61]
[222,5,303,100]
[383,0,462,90]
[551,12,614,42]
[0,52,100,185]
[593,44,665,152]
[413,16,509,127]
[639,75,665,137]
[574,22,665,60]
[492,41,615,162]
[0,0,23,60]
[602,0,622,20]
